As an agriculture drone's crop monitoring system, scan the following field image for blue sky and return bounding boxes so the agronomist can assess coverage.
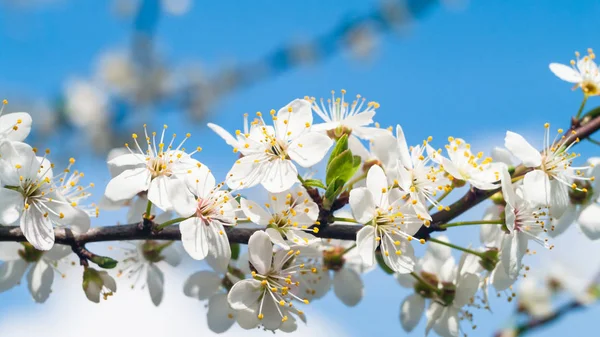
[1,0,600,336]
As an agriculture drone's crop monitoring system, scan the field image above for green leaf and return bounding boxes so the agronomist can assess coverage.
[323,177,345,210]
[327,134,349,168]
[230,243,240,261]
[375,252,394,275]
[326,149,360,186]
[302,179,326,189]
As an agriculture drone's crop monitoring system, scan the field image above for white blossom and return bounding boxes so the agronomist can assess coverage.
[438,137,501,190]
[241,185,319,250]
[208,99,333,193]
[168,164,238,269]
[350,164,419,273]
[0,100,32,144]
[118,241,182,306]
[504,124,592,218]
[549,49,600,96]
[310,90,389,140]
[227,231,311,332]
[0,242,72,303]
[0,142,90,250]
[103,124,203,211]
[393,124,451,217]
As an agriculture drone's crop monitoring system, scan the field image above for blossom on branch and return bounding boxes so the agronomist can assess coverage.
[103,124,203,211]
[240,185,319,250]
[208,98,333,193]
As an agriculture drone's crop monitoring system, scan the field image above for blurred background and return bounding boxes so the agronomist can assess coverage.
[1,0,600,336]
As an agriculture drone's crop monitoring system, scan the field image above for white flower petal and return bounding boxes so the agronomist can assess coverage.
[227,279,262,310]
[549,63,582,83]
[44,244,72,261]
[501,233,528,279]
[333,268,363,307]
[180,217,209,260]
[356,225,376,267]
[504,131,542,167]
[366,165,388,206]
[161,244,182,267]
[236,307,260,329]
[491,147,514,166]
[522,170,551,207]
[147,263,164,306]
[27,260,54,303]
[395,125,413,169]
[183,270,221,300]
[265,228,290,250]
[207,122,241,149]
[454,273,479,307]
[107,153,146,168]
[349,187,376,224]
[288,132,333,167]
[248,231,273,275]
[0,188,24,225]
[0,112,32,141]
[167,179,196,218]
[206,222,231,271]
[550,179,569,218]
[0,259,28,293]
[343,110,375,128]
[240,198,271,226]
[491,259,517,291]
[147,175,173,211]
[275,98,312,142]
[20,208,54,251]
[400,293,425,332]
[104,167,151,202]
[260,159,298,194]
[578,203,600,240]
[549,204,577,238]
[207,293,236,333]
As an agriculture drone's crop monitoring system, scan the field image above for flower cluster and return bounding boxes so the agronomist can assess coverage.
[1,50,600,337]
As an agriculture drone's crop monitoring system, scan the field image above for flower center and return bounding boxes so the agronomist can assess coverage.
[147,156,171,178]
[581,81,599,95]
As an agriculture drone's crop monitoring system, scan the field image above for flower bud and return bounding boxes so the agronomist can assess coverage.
[479,248,500,272]
[490,191,506,205]
[82,267,117,303]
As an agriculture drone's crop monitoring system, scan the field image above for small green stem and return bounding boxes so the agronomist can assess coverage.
[576,95,589,120]
[439,219,503,229]
[428,237,484,258]
[156,217,190,231]
[345,172,367,190]
[331,216,358,224]
[410,272,439,293]
[428,187,453,211]
[297,174,306,185]
[341,243,356,255]
[144,200,153,219]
